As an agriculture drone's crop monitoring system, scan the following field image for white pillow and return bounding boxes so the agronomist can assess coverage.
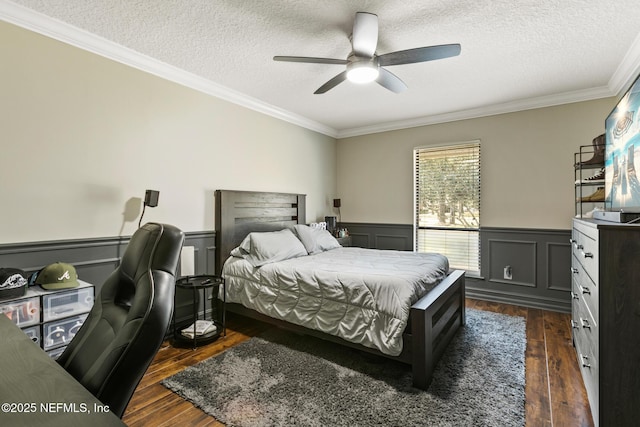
[293,224,342,255]
[230,229,307,267]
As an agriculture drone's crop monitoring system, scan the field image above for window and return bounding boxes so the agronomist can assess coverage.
[414,141,480,275]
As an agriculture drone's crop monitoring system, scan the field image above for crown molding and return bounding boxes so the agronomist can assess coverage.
[336,86,615,138]
[0,1,339,138]
[608,31,640,96]
[3,1,639,141]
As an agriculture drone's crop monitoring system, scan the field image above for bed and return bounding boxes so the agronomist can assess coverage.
[214,189,465,390]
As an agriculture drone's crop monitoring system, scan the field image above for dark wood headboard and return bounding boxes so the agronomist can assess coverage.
[214,190,306,275]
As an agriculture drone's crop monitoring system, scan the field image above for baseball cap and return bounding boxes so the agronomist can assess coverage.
[35,262,80,290]
[0,268,28,300]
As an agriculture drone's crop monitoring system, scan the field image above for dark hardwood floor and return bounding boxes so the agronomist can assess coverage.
[122,299,594,426]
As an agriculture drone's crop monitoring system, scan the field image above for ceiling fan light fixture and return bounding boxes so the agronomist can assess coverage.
[274,12,461,94]
[346,62,379,84]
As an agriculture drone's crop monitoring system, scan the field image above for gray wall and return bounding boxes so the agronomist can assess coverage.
[2,223,570,312]
[341,222,571,312]
[0,230,217,328]
[1,21,337,245]
[336,98,615,231]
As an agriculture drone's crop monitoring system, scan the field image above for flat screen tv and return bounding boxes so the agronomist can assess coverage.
[605,73,640,213]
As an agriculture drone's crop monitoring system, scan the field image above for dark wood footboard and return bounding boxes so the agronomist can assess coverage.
[408,269,465,389]
[224,269,466,390]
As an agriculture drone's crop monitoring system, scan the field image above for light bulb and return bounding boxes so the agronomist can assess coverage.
[346,63,379,84]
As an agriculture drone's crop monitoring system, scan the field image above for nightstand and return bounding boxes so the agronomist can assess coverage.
[172,275,225,348]
[336,236,352,247]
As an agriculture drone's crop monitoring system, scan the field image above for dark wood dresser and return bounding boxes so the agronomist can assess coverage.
[571,218,640,426]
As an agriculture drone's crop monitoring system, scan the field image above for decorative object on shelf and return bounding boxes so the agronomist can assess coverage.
[0,268,27,300]
[575,143,605,218]
[35,262,80,290]
[575,167,605,184]
[578,187,605,202]
[181,320,217,339]
[575,134,605,167]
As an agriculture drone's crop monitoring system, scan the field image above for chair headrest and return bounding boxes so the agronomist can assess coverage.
[120,223,184,280]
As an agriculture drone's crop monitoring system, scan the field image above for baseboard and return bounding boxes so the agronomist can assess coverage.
[465,286,570,313]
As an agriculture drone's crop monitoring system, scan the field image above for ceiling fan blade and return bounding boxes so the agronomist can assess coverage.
[314,71,348,94]
[378,44,461,67]
[376,67,408,93]
[274,56,348,65]
[352,12,378,57]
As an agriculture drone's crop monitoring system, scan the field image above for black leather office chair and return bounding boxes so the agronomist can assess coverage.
[57,222,184,418]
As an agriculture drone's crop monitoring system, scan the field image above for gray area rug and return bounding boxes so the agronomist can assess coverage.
[162,309,526,427]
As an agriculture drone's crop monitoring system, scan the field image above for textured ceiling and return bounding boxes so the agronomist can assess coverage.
[4,0,640,137]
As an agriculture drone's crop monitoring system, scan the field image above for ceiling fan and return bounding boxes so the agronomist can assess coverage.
[273,12,461,94]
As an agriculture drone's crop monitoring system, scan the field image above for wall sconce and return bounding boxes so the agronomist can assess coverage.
[333,198,342,224]
[139,189,159,228]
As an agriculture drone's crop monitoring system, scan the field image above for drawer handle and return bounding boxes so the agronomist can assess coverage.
[580,354,591,368]
[580,318,591,329]
[571,320,579,329]
[578,284,591,295]
[581,251,593,259]
[571,267,579,274]
[571,291,579,300]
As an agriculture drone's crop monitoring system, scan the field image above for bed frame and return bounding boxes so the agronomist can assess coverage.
[214,189,466,390]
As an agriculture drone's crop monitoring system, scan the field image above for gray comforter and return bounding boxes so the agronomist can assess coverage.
[223,247,449,356]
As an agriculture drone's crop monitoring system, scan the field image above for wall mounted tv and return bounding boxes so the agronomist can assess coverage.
[604,73,640,218]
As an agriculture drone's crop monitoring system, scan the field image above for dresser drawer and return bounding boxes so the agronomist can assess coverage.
[572,225,599,284]
[571,254,599,324]
[572,299,599,417]
[573,295,598,353]
[46,345,66,360]
[43,313,88,350]
[22,325,41,345]
[42,286,94,322]
[0,296,40,328]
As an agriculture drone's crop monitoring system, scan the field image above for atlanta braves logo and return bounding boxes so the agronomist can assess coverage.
[58,270,71,281]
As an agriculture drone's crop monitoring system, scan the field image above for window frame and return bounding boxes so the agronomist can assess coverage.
[413,140,481,275]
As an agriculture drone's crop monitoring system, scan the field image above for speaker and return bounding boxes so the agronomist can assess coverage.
[333,198,341,208]
[144,190,159,207]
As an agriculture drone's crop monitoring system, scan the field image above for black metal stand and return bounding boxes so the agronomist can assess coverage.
[172,274,225,348]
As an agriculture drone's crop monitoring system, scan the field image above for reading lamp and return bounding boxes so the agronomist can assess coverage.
[138,190,159,228]
[333,198,341,223]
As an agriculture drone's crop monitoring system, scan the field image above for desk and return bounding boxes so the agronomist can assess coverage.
[0,315,124,426]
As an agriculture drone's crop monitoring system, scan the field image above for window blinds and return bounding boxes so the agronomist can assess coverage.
[414,142,480,274]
